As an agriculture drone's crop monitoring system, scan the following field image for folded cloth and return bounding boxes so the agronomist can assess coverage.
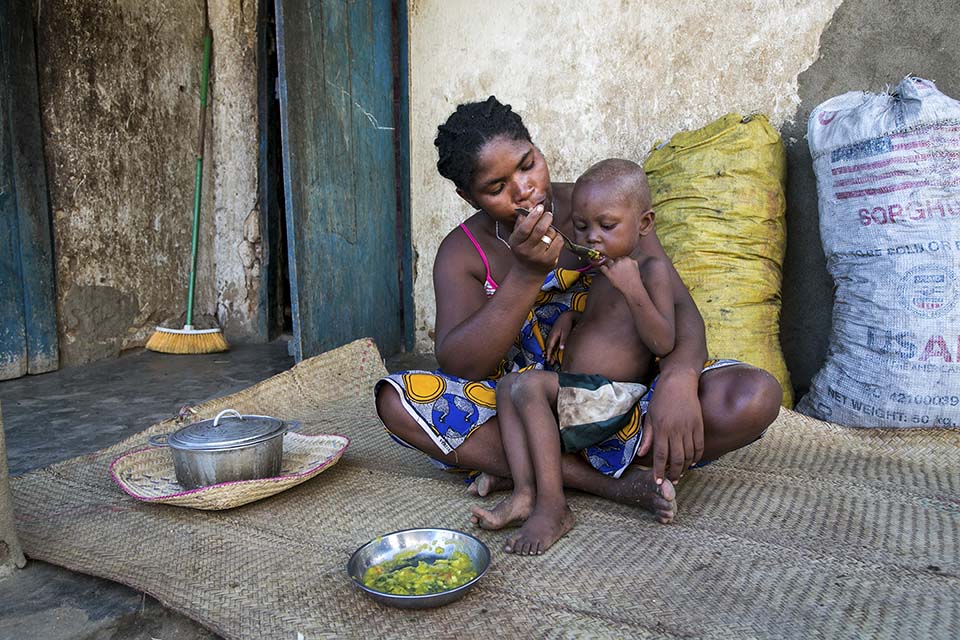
[556,372,648,453]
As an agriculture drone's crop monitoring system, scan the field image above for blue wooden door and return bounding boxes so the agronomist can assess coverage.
[275,0,409,361]
[0,0,59,380]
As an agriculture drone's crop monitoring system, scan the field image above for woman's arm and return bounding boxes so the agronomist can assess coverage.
[637,238,708,484]
[434,208,563,379]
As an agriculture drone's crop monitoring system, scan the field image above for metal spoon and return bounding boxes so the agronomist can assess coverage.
[514,207,603,262]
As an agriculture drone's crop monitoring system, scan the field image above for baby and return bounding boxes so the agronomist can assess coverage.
[471,158,678,555]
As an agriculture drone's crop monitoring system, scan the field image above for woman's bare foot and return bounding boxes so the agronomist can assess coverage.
[504,504,576,555]
[467,472,513,497]
[610,466,677,523]
[469,491,534,530]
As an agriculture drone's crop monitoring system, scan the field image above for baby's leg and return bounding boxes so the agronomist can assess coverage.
[504,371,575,555]
[470,373,535,530]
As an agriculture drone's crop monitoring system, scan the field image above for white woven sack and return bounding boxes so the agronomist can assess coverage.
[797,77,960,428]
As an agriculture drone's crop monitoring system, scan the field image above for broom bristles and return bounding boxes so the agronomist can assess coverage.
[145,327,229,354]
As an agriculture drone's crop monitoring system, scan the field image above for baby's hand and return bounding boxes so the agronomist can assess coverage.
[599,256,644,297]
[545,311,579,365]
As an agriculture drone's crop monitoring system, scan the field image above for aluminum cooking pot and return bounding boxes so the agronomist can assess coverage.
[149,409,296,489]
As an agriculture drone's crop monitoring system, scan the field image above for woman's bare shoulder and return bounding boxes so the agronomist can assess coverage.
[435,212,487,276]
[433,213,491,348]
[437,212,483,250]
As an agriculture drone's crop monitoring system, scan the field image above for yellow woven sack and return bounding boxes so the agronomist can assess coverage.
[645,113,793,406]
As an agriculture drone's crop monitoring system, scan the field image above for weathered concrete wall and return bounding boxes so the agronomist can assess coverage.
[781,0,960,395]
[36,0,259,367]
[408,0,842,353]
[38,0,202,366]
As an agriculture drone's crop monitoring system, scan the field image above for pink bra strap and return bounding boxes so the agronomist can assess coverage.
[459,223,498,292]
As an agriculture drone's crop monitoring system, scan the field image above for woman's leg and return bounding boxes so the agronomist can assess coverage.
[375,382,509,473]
[698,364,782,461]
[633,364,781,475]
[375,383,676,521]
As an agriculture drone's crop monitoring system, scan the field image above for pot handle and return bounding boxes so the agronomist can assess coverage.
[148,433,170,447]
[285,421,302,432]
[213,409,243,426]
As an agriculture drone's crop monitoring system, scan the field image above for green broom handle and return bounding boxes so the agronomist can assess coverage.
[186,27,212,328]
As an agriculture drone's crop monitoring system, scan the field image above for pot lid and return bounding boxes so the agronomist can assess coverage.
[168,409,287,451]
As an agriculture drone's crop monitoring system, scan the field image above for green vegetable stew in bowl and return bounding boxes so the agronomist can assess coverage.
[347,528,491,608]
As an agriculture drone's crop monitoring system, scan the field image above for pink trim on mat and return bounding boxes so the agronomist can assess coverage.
[108,434,351,502]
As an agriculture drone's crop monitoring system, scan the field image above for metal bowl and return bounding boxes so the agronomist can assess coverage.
[347,528,490,609]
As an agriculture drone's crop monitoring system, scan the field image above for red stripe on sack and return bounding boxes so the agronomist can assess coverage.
[831,151,960,175]
[891,141,932,151]
[889,139,960,151]
[836,177,960,200]
[836,180,929,200]
[833,169,913,188]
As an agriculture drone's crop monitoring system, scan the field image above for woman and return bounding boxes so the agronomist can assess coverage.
[375,97,781,522]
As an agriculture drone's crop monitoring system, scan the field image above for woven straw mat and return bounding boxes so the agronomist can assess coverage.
[11,338,960,639]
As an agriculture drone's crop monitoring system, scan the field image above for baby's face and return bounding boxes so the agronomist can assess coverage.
[570,183,644,261]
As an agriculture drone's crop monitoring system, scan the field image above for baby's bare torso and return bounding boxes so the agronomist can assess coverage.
[559,276,655,383]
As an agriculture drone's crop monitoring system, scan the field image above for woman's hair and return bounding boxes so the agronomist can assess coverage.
[434,96,532,192]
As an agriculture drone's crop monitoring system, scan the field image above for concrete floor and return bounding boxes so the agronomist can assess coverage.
[0,339,436,640]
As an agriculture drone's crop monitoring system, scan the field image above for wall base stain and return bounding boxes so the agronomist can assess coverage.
[37,0,261,367]
[59,285,139,367]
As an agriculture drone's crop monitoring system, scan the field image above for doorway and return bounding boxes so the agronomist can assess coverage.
[260,0,412,361]
[0,0,58,381]
[257,0,291,341]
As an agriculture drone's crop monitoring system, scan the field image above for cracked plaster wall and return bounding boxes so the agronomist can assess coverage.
[408,0,843,353]
[36,0,260,367]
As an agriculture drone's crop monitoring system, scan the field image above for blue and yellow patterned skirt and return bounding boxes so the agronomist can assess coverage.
[375,266,740,478]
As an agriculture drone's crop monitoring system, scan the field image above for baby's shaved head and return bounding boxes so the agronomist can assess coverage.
[575,158,652,211]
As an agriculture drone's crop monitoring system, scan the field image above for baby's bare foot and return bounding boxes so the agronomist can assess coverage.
[504,505,575,555]
[469,491,534,530]
[467,472,513,497]
[612,466,677,523]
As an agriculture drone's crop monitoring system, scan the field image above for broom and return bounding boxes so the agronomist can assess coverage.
[146,15,228,355]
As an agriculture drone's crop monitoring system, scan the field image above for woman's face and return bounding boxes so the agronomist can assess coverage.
[458,135,552,223]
